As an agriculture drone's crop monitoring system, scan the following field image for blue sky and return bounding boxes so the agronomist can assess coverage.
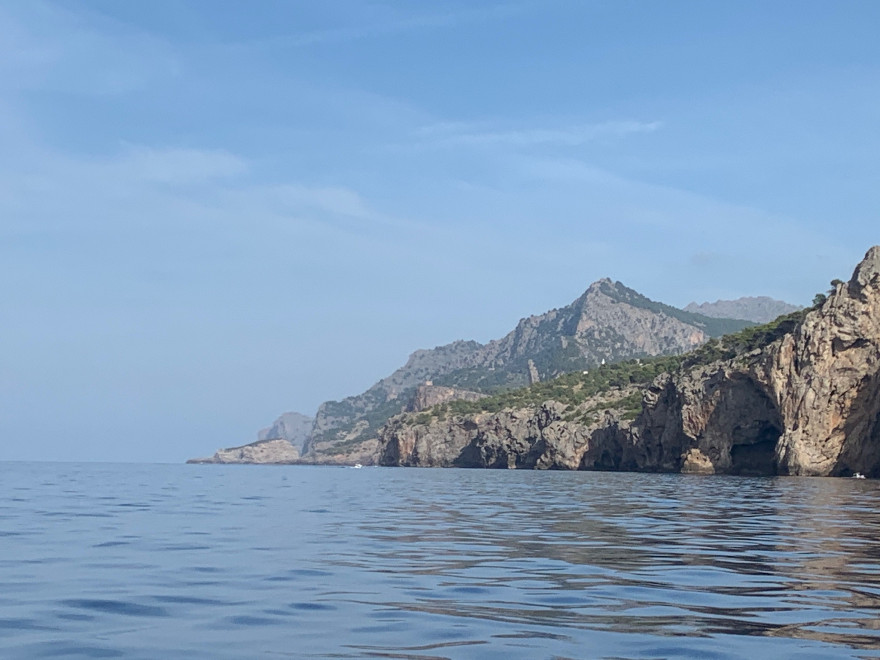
[2,1,878,462]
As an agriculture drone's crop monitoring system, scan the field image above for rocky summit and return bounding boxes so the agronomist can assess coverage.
[378,247,880,478]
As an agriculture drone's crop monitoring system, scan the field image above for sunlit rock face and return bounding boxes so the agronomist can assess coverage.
[766,246,880,476]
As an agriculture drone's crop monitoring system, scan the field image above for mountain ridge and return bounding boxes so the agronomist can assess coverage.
[684,296,801,324]
[300,279,751,463]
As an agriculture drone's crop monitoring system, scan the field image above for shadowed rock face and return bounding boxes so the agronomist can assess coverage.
[378,247,880,478]
[629,369,784,476]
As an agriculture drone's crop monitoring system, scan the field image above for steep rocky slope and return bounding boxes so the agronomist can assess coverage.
[301,280,750,464]
[685,297,802,324]
[379,247,880,478]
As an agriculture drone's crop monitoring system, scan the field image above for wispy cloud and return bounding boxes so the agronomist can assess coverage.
[269,184,373,220]
[119,146,248,185]
[416,120,662,149]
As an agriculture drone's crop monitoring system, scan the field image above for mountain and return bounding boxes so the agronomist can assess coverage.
[684,297,801,324]
[299,279,751,464]
[257,412,313,451]
[187,411,313,465]
[378,246,880,478]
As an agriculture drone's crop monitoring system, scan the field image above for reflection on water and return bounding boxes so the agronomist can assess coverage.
[0,463,879,659]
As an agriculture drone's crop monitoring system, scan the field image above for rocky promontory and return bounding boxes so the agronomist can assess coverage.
[379,247,880,478]
[187,438,301,464]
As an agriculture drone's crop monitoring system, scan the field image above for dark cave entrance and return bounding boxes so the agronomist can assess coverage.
[729,424,781,476]
[706,375,783,476]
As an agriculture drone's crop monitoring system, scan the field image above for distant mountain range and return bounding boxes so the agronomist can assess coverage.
[299,279,754,464]
[684,297,801,324]
[190,282,803,465]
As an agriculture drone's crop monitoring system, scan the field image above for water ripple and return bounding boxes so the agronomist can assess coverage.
[0,464,879,658]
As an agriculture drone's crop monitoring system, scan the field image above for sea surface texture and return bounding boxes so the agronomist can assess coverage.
[2,463,879,659]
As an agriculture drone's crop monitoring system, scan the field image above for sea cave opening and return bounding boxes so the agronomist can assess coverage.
[729,423,781,476]
[706,374,783,477]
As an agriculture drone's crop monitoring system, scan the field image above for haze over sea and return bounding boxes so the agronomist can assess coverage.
[3,463,879,659]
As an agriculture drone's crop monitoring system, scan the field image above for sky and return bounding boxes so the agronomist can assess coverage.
[2,0,879,462]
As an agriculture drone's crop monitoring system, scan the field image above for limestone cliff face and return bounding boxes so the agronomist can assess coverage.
[378,388,639,470]
[766,247,880,475]
[187,438,300,464]
[406,383,487,413]
[379,247,880,478]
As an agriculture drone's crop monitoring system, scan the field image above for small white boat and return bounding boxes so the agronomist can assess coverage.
[353,463,363,469]
[852,472,866,479]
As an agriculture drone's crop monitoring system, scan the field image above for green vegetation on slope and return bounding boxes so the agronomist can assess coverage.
[418,309,809,422]
[680,308,809,368]
[425,355,685,419]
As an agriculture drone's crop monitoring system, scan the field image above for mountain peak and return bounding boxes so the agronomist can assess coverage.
[684,297,802,324]
[585,277,615,293]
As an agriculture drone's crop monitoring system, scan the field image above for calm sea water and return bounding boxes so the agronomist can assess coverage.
[1,463,879,659]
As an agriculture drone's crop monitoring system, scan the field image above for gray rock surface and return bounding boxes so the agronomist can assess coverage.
[378,388,640,470]
[406,383,487,413]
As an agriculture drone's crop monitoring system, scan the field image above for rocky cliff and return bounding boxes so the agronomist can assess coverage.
[379,247,880,478]
[685,297,802,324]
[300,280,750,464]
[379,389,639,470]
[406,383,487,413]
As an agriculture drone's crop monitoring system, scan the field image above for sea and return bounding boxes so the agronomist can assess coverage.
[1,462,879,659]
